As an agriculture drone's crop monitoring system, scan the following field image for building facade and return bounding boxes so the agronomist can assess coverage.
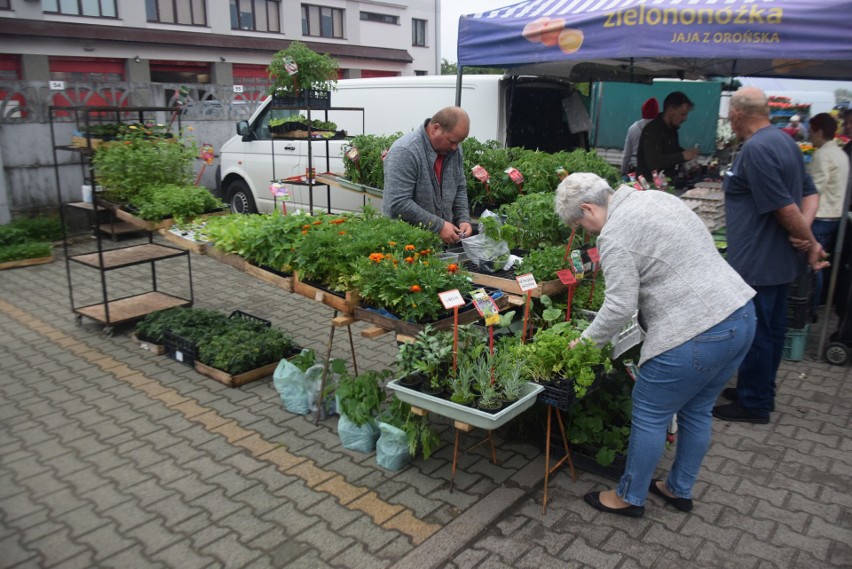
[0,0,440,92]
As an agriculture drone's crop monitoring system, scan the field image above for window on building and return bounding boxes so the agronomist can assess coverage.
[0,0,11,11]
[43,0,117,18]
[302,4,343,38]
[231,0,281,32]
[49,57,125,82]
[415,70,427,76]
[360,12,397,25]
[146,0,207,26]
[412,18,427,47]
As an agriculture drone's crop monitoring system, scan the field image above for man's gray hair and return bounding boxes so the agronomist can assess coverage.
[555,173,613,226]
[730,87,769,119]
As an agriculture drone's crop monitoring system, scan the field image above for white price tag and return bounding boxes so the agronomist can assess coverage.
[175,350,184,363]
[439,289,465,310]
[516,273,538,292]
[233,85,244,93]
[49,81,65,90]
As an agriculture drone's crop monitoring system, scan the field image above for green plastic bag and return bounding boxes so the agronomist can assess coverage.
[376,422,411,471]
[273,355,312,415]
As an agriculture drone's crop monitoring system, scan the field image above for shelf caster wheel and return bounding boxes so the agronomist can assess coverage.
[824,342,849,366]
[103,326,114,337]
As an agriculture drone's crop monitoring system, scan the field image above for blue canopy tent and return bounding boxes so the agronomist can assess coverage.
[457,0,852,82]
[456,0,852,364]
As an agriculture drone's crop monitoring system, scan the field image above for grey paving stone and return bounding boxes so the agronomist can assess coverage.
[328,541,391,569]
[152,539,222,569]
[199,531,263,568]
[0,533,40,568]
[102,498,159,533]
[25,525,90,567]
[98,544,167,569]
[261,501,321,536]
[126,518,184,557]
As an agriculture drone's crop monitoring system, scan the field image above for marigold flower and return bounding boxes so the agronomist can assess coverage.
[420,249,431,256]
[369,252,385,263]
[448,263,459,273]
[301,229,308,234]
[405,244,416,251]
[405,256,415,264]
[423,261,429,266]
[388,241,397,247]
[330,218,346,225]
[409,285,422,293]
[302,224,311,230]
[393,259,399,266]
[312,220,322,225]
[338,231,346,235]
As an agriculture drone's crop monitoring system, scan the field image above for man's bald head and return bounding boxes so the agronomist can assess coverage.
[730,87,769,119]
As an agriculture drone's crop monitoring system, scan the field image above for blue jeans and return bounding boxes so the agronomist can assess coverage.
[811,219,839,310]
[736,285,789,416]
[617,301,755,506]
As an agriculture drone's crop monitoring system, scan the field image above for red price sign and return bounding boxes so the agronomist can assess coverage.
[557,269,576,285]
[586,247,600,263]
[515,273,538,292]
[439,289,465,310]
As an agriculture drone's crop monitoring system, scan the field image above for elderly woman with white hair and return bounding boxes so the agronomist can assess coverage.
[556,173,756,517]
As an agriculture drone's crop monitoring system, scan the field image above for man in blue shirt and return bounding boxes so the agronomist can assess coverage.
[713,87,827,424]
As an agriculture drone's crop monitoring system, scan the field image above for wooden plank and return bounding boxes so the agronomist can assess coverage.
[132,333,166,355]
[396,334,416,344]
[0,255,54,270]
[361,326,389,339]
[194,360,279,388]
[332,315,357,327]
[75,292,190,325]
[469,271,566,298]
[410,406,428,417]
[507,295,526,306]
[70,243,185,269]
[206,246,246,272]
[454,420,475,433]
[244,263,294,292]
[292,273,360,314]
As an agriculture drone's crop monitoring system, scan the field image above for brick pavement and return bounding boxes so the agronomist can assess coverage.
[0,235,850,568]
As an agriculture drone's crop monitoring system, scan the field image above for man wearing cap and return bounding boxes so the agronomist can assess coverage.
[781,115,805,141]
[621,98,659,176]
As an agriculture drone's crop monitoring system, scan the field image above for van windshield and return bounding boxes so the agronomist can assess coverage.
[251,107,301,140]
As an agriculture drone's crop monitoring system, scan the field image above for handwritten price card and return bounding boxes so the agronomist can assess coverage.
[516,273,538,292]
[557,269,576,286]
[439,289,465,310]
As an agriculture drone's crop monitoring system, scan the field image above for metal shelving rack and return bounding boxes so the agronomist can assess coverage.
[268,101,365,213]
[50,105,194,335]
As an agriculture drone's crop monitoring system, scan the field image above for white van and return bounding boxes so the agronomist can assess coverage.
[217,74,588,214]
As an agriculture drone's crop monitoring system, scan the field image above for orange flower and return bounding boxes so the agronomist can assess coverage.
[404,244,416,251]
[301,229,308,234]
[393,259,399,266]
[302,224,312,230]
[409,285,422,293]
[405,256,415,264]
[420,249,432,256]
[330,218,346,225]
[422,261,429,266]
[448,263,459,274]
[388,241,397,247]
[369,252,385,263]
[312,220,322,225]
[338,231,346,235]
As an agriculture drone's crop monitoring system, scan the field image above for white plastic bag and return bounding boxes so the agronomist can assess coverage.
[273,357,311,415]
[337,414,380,453]
[376,422,411,471]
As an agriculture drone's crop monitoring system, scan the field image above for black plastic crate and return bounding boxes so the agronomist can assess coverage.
[228,310,271,328]
[271,89,331,109]
[787,298,811,329]
[163,330,198,366]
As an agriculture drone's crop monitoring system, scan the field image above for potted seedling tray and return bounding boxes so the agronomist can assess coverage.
[194,345,302,388]
[159,226,209,255]
[462,249,566,299]
[388,379,543,431]
[353,289,509,337]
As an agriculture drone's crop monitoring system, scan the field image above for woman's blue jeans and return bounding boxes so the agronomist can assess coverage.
[617,301,756,506]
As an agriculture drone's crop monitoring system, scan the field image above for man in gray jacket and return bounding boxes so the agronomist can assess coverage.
[382,107,473,244]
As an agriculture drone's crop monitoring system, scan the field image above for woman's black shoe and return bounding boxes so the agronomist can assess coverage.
[649,480,693,512]
[583,491,645,518]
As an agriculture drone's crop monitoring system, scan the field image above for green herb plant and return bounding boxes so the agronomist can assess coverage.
[130,184,224,223]
[335,369,389,427]
[268,42,339,96]
[381,395,441,460]
[342,133,403,190]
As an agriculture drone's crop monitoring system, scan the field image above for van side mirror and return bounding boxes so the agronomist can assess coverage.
[236,120,251,139]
